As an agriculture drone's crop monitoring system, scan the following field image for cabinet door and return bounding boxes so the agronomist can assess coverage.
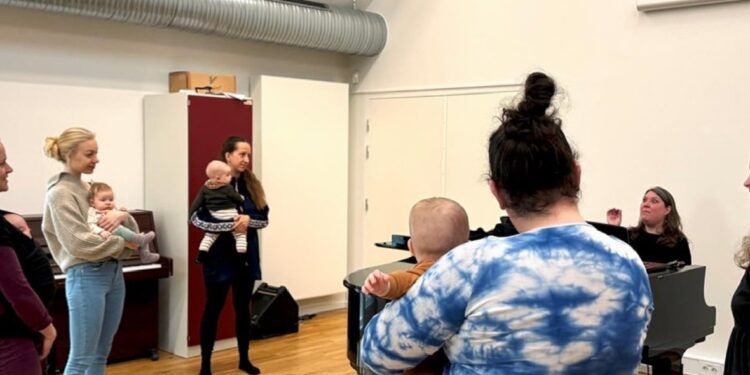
[187,95,252,346]
[445,92,513,230]
[364,96,446,267]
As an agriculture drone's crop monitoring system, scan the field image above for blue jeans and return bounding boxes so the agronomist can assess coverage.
[64,260,125,375]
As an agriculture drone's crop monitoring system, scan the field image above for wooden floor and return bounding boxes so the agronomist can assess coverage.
[105,308,648,375]
[107,309,356,375]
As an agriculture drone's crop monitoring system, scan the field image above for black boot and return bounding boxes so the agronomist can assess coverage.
[238,360,260,374]
[199,353,212,375]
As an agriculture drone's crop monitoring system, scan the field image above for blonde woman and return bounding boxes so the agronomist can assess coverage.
[724,167,750,375]
[42,127,137,375]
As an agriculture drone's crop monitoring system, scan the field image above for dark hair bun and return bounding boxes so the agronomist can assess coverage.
[518,72,556,118]
[501,72,558,140]
[488,71,578,215]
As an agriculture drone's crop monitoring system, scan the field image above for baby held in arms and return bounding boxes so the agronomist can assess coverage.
[88,182,159,264]
[4,213,32,238]
[362,197,469,375]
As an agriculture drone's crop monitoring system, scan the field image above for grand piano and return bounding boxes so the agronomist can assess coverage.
[344,220,716,375]
[25,210,173,374]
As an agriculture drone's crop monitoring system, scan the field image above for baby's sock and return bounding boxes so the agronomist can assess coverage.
[138,243,160,264]
[132,231,156,247]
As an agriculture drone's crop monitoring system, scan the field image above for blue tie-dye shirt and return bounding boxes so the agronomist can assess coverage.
[361,223,653,375]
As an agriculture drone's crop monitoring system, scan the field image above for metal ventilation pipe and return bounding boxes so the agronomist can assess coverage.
[0,0,387,56]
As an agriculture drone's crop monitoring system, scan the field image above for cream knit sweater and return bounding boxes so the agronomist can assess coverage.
[42,172,137,273]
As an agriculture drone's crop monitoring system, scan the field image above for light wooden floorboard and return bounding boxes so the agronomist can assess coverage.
[105,308,648,375]
[107,309,355,375]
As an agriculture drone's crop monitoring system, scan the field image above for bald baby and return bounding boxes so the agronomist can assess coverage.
[408,197,470,262]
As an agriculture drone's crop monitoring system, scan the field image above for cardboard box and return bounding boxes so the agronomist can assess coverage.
[169,71,237,93]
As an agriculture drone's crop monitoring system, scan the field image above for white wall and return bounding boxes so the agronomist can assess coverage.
[256,76,349,300]
[0,6,350,215]
[352,0,750,365]
[0,81,149,214]
[0,5,352,355]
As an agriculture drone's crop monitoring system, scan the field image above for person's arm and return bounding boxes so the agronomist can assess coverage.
[246,205,269,229]
[0,245,53,333]
[361,249,473,375]
[39,322,57,360]
[190,211,235,232]
[189,189,205,216]
[45,188,125,260]
[382,261,433,300]
[678,236,691,265]
[234,202,270,232]
[606,208,622,226]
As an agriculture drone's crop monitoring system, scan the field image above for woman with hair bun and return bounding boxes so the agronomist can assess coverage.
[42,127,138,375]
[362,72,653,374]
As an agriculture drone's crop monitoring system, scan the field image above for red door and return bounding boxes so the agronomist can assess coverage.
[187,95,252,346]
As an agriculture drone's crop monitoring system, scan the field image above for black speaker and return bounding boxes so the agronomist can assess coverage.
[250,282,299,339]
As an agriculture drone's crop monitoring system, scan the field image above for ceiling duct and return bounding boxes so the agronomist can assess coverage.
[0,0,387,56]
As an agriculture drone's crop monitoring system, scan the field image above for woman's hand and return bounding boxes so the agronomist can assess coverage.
[606,208,622,226]
[98,210,127,232]
[39,323,57,360]
[233,215,250,234]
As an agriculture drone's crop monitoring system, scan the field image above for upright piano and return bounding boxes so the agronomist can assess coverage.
[25,210,173,374]
[345,222,716,375]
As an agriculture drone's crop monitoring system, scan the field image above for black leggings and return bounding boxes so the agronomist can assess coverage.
[200,276,253,365]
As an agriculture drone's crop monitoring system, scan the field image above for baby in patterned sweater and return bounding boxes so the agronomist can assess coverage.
[189,160,246,264]
[362,197,469,375]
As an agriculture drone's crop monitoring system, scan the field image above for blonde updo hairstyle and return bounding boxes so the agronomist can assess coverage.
[44,127,95,163]
[735,235,750,269]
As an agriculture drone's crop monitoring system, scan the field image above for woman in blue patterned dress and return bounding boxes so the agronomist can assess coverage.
[361,72,654,375]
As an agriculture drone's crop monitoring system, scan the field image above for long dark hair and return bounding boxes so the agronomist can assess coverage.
[488,72,579,215]
[220,136,268,209]
[631,186,685,247]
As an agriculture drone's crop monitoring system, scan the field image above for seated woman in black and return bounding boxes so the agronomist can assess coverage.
[607,186,691,265]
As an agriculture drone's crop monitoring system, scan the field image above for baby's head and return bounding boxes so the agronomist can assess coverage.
[88,182,115,211]
[206,160,232,186]
[4,213,31,238]
[408,197,470,263]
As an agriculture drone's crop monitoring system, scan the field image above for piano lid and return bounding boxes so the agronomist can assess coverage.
[643,264,716,356]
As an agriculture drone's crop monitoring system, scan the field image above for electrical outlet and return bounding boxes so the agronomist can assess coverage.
[697,362,720,375]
